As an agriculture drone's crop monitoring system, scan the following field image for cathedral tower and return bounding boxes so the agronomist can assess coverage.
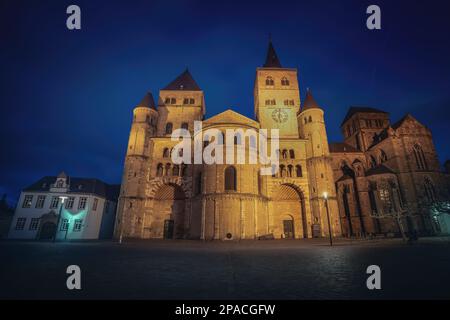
[157,69,205,136]
[254,41,300,137]
[298,90,341,237]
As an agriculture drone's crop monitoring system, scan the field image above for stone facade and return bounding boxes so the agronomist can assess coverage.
[115,42,450,240]
[115,42,341,240]
[330,109,450,237]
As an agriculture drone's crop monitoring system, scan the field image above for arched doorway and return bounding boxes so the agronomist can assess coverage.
[272,184,307,239]
[152,183,186,239]
[39,222,56,240]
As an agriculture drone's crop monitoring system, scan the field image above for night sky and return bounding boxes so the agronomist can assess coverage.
[1,0,450,206]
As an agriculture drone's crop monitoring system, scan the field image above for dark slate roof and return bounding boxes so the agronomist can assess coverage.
[23,176,120,202]
[162,69,201,91]
[365,164,395,176]
[138,92,156,109]
[263,41,282,68]
[341,107,388,127]
[302,89,320,110]
[329,142,361,153]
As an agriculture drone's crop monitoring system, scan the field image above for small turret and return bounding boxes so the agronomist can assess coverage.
[129,92,158,156]
[298,89,329,156]
[297,89,341,238]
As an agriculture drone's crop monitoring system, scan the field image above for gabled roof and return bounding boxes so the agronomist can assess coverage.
[203,109,259,128]
[138,92,156,109]
[365,164,395,176]
[263,41,282,68]
[301,89,320,111]
[341,107,388,127]
[23,176,120,201]
[329,142,361,153]
[162,69,201,91]
[391,113,425,130]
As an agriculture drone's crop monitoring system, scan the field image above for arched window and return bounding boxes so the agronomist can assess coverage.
[165,163,171,176]
[170,98,176,104]
[265,76,274,86]
[156,163,163,177]
[380,150,388,163]
[165,123,173,134]
[172,165,180,176]
[181,122,189,130]
[279,165,286,177]
[308,116,312,123]
[225,166,237,191]
[281,77,289,86]
[296,165,303,177]
[163,148,170,158]
[56,180,63,188]
[304,117,307,124]
[413,144,428,170]
[289,149,295,159]
[424,178,436,202]
[287,165,293,177]
[282,149,288,159]
[379,184,393,213]
[234,133,241,145]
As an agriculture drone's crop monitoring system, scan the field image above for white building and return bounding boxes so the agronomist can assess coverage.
[8,172,119,240]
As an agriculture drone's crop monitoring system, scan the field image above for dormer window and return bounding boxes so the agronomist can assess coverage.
[179,85,184,90]
[165,122,173,135]
[78,184,83,190]
[281,77,290,86]
[56,180,64,188]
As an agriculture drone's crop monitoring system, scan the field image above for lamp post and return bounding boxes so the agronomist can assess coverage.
[323,192,333,246]
[53,196,68,242]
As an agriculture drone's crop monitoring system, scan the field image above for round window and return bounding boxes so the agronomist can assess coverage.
[226,233,232,239]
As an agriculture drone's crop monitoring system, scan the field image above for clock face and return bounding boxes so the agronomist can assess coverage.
[272,109,289,123]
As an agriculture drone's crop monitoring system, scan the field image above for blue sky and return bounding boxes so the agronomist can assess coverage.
[1,0,450,205]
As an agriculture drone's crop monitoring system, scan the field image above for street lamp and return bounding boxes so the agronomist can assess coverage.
[323,192,333,246]
[53,196,68,242]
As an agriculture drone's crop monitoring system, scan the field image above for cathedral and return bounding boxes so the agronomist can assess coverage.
[114,42,450,240]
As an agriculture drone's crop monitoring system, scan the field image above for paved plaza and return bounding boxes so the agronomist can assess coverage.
[1,238,450,299]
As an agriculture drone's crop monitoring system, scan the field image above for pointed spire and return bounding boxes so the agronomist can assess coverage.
[138,92,156,109]
[263,40,282,68]
[302,88,320,110]
[163,69,201,91]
